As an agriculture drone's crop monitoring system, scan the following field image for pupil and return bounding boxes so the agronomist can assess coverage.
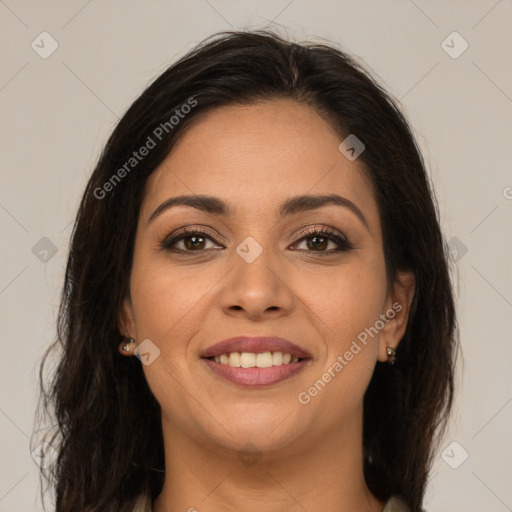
[308,236,327,250]
[185,236,205,250]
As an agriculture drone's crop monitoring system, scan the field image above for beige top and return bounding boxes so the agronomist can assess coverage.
[132,493,410,511]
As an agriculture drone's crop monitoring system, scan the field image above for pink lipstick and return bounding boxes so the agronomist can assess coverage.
[200,336,311,388]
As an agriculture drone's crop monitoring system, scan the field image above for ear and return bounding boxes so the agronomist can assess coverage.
[377,271,415,362]
[117,295,137,356]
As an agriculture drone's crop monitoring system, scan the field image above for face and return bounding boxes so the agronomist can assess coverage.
[119,99,414,456]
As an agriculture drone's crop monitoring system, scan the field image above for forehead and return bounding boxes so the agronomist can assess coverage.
[141,100,378,223]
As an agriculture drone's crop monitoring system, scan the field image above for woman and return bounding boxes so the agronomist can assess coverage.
[36,30,457,512]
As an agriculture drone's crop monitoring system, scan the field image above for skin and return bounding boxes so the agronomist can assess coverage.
[118,99,415,512]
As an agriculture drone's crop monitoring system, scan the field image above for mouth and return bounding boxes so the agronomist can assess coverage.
[205,351,304,366]
[200,336,312,387]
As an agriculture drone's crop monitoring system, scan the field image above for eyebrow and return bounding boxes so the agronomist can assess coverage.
[148,193,369,230]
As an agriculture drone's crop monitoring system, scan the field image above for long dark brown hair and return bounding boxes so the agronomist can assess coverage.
[35,29,458,511]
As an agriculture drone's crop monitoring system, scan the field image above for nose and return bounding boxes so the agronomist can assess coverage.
[219,244,295,321]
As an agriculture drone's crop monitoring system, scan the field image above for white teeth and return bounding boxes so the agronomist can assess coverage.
[272,351,283,365]
[229,352,241,367]
[256,351,273,368]
[240,352,256,368]
[212,351,301,368]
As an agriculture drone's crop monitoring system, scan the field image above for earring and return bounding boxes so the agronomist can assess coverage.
[122,337,135,352]
[386,346,396,365]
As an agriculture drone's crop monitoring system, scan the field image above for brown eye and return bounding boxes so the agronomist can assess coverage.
[161,229,224,253]
[292,228,353,253]
[305,234,330,251]
[182,234,207,251]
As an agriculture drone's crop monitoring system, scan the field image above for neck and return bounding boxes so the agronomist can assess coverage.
[153,410,384,512]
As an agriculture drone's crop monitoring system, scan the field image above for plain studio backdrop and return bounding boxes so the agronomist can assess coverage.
[0,1,511,511]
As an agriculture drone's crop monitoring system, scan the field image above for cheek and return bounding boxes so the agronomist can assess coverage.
[293,257,387,408]
[295,257,387,344]
[325,264,387,396]
[129,253,217,343]
[128,259,211,419]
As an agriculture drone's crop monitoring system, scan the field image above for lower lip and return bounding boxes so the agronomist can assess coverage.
[202,358,310,387]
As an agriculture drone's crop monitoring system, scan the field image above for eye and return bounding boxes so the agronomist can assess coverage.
[161,225,353,255]
[291,226,354,254]
[161,227,224,253]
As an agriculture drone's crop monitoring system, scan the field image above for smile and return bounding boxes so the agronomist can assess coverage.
[200,336,312,387]
[209,351,300,367]
[202,351,310,387]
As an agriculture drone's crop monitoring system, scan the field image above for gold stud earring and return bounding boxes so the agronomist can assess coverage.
[386,346,397,365]
[122,337,135,352]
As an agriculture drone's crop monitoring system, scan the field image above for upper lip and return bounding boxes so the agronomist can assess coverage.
[200,336,312,359]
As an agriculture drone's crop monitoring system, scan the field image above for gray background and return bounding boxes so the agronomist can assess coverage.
[1,1,511,511]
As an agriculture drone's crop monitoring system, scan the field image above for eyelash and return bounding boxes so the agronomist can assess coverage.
[160,225,354,256]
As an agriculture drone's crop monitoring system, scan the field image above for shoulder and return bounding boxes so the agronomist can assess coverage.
[132,493,152,512]
[131,493,410,512]
[383,495,411,512]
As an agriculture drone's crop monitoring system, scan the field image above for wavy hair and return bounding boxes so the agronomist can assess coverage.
[35,29,458,511]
